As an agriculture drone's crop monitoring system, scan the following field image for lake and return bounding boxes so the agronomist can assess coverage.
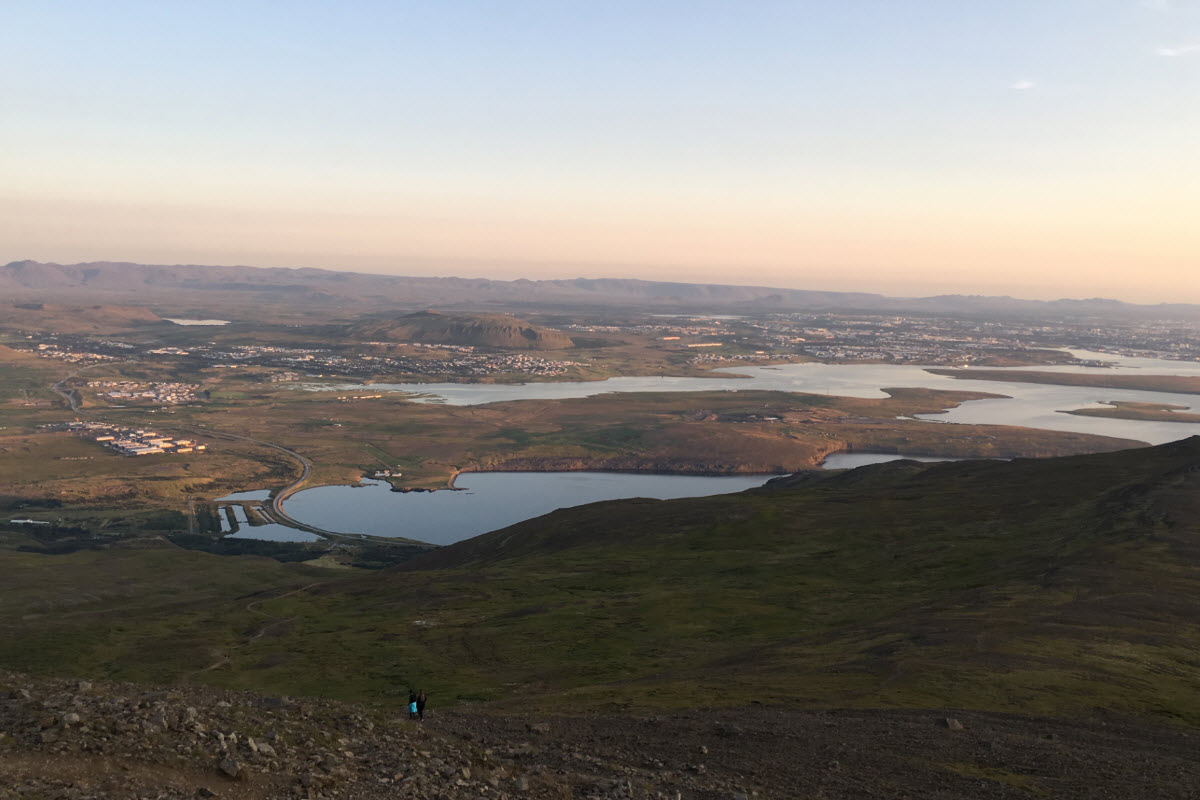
[165,318,231,326]
[248,349,1200,546]
[820,452,958,470]
[283,471,770,546]
[235,454,957,544]
[225,524,321,542]
[303,349,1200,445]
[217,499,321,542]
[215,490,272,502]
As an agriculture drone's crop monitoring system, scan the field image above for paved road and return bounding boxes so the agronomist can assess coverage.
[246,436,431,545]
[47,367,346,537]
[47,369,427,544]
[51,363,106,412]
[208,431,431,545]
[194,427,350,538]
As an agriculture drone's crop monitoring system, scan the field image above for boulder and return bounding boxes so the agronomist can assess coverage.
[218,757,242,780]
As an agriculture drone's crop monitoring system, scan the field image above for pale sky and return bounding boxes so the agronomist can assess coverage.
[2,1,1198,302]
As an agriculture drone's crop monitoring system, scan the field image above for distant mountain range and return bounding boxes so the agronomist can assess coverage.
[3,259,1198,319]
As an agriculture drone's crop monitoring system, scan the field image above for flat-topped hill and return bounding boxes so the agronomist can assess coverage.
[348,310,573,350]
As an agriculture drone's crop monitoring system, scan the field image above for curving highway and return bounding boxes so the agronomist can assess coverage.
[194,428,350,538]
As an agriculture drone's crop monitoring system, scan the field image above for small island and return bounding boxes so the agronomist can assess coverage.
[1060,400,1200,424]
[925,369,1200,395]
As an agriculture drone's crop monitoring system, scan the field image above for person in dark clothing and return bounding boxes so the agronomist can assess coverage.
[416,690,427,721]
[408,690,418,720]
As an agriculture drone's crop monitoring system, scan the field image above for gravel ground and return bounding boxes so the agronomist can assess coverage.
[3,671,1198,799]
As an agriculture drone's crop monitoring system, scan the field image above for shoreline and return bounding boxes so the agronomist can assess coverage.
[293,352,1086,394]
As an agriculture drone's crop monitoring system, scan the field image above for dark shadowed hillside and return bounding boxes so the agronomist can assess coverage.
[4,441,1200,796]
[4,439,1200,724]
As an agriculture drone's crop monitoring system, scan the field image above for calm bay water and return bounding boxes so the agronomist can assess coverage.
[217,499,321,542]
[215,490,272,502]
[820,453,958,470]
[303,349,1200,446]
[225,523,321,542]
[284,472,769,546]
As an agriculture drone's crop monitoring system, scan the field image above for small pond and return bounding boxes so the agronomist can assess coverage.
[214,490,273,502]
[224,525,321,543]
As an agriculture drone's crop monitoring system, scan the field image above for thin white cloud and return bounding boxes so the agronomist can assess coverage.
[1157,42,1200,56]
[1009,80,1037,90]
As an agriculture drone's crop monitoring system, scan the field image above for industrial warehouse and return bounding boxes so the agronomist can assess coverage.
[65,422,207,456]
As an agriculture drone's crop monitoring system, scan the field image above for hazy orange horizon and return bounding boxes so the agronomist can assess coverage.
[4,189,1195,304]
[4,2,1198,305]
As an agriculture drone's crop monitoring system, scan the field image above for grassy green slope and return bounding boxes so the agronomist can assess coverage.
[4,439,1200,724]
[0,541,336,686]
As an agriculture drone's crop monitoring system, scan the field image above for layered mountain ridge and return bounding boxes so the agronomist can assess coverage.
[5,259,1198,318]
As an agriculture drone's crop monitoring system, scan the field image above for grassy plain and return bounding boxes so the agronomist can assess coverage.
[109,383,1144,492]
[0,429,292,511]
[0,339,1147,537]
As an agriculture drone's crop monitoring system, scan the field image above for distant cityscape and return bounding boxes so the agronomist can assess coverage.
[11,311,1199,390]
[85,380,203,405]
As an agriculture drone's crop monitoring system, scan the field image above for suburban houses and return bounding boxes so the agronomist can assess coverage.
[86,380,202,405]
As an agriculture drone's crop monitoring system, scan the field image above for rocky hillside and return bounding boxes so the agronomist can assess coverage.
[5,671,1200,799]
[348,310,573,350]
[0,671,553,800]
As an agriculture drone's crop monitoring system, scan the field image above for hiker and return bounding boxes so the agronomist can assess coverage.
[417,690,427,721]
[408,690,418,721]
